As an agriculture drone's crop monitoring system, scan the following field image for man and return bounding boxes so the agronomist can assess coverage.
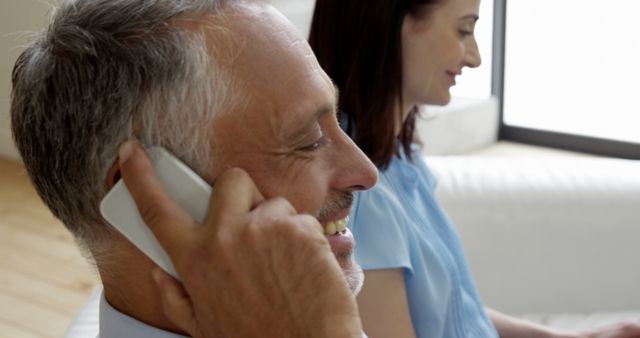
[11,0,376,337]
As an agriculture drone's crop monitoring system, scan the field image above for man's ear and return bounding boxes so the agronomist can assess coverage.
[105,160,122,190]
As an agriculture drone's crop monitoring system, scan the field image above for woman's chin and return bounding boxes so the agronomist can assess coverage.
[420,87,452,106]
[426,94,452,106]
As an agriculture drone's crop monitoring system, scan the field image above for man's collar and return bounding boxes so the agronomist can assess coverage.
[99,290,369,338]
[99,292,188,338]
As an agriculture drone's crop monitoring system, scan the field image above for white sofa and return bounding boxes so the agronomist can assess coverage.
[417,97,640,329]
[428,156,640,322]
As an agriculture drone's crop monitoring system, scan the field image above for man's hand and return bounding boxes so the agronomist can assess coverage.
[118,142,363,338]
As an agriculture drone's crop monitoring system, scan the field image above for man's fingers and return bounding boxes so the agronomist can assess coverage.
[206,168,265,224]
[118,141,193,255]
[288,213,325,237]
[251,197,298,218]
[151,268,198,335]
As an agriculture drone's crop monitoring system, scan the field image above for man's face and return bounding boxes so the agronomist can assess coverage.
[206,3,378,293]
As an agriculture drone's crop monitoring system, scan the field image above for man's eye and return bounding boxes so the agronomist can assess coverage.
[297,137,326,152]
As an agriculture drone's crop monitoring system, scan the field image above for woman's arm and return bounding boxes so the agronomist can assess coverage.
[357,269,417,338]
[488,308,640,338]
[487,308,573,338]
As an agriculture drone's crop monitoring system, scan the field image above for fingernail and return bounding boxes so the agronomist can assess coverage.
[118,141,135,166]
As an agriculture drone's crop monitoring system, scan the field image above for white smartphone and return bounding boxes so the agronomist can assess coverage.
[100,146,212,280]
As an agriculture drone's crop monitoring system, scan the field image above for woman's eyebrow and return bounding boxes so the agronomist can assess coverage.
[459,14,480,22]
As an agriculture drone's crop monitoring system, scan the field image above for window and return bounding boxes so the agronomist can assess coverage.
[496,0,640,158]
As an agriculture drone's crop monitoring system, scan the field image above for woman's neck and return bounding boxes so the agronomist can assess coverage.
[395,98,416,136]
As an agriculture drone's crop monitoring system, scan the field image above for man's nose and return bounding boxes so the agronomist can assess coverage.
[333,134,379,192]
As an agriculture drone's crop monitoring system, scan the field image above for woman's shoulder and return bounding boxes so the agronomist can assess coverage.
[350,176,416,272]
[388,147,439,192]
[352,173,406,223]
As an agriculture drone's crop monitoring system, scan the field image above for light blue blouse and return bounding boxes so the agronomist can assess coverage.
[350,146,498,338]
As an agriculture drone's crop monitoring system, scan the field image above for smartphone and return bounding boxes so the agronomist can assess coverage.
[100,146,212,280]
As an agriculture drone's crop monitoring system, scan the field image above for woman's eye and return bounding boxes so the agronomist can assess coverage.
[459,22,475,37]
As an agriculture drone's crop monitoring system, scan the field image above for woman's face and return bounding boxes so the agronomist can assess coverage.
[401,0,482,107]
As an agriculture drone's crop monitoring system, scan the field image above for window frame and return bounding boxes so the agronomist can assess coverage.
[492,0,640,159]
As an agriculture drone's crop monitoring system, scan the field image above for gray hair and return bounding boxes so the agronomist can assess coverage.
[11,0,242,257]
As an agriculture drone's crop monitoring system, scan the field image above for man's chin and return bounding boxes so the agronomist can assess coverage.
[346,263,365,295]
[337,255,364,295]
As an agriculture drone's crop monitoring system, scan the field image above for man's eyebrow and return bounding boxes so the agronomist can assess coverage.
[286,85,338,143]
[307,103,334,131]
[332,82,340,110]
[320,82,340,124]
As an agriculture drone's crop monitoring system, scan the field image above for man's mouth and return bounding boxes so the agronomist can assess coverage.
[322,216,349,236]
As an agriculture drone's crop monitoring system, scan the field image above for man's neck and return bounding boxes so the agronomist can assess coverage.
[98,247,186,335]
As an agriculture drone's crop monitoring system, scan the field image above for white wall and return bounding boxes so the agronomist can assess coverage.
[418,97,499,155]
[270,0,315,37]
[0,1,52,160]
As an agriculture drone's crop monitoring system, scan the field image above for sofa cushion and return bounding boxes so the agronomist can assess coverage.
[426,156,640,315]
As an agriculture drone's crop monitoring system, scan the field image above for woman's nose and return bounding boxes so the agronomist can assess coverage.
[465,38,482,68]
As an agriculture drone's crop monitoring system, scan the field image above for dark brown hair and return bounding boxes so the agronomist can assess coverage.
[309,0,439,168]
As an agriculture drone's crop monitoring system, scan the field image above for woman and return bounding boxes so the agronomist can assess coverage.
[310,1,491,337]
[309,1,640,338]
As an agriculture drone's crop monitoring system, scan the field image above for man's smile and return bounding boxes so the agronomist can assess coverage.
[322,216,349,235]
[322,216,355,260]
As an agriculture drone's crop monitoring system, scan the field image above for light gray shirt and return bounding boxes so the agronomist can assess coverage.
[99,292,368,338]
[99,293,188,338]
